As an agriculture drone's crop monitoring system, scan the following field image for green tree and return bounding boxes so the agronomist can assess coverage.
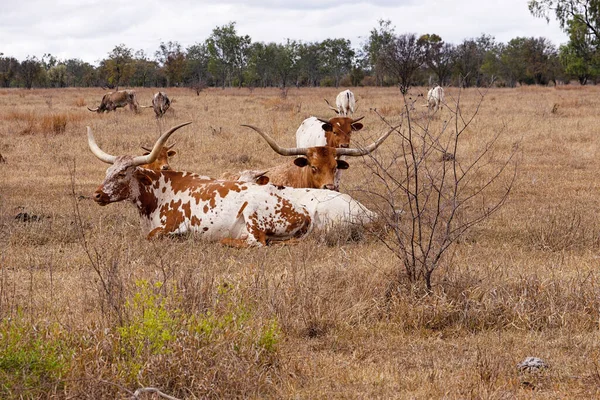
[529,0,600,42]
[363,19,396,86]
[420,34,455,86]
[320,38,354,87]
[0,56,18,87]
[206,22,251,88]
[102,44,134,89]
[155,41,186,86]
[47,64,67,87]
[296,42,323,87]
[19,56,44,89]
[185,43,211,86]
[559,18,600,84]
[454,35,496,87]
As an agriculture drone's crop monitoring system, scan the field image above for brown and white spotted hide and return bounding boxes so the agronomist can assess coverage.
[93,158,311,246]
[152,92,171,118]
[88,90,140,113]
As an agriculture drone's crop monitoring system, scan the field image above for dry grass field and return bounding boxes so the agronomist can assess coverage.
[2,85,600,398]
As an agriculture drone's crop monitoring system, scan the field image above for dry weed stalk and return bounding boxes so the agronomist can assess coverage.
[361,86,519,290]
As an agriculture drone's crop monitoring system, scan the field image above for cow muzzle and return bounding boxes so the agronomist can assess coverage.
[322,184,338,191]
[93,189,111,206]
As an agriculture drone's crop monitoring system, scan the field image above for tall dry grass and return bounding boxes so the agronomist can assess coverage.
[1,86,600,398]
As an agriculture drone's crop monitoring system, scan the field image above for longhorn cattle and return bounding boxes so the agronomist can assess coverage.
[295,115,365,189]
[88,122,312,247]
[230,124,396,191]
[325,89,356,117]
[427,86,444,112]
[132,139,379,232]
[151,91,171,118]
[88,90,140,113]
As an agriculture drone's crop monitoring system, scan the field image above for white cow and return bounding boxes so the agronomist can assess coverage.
[427,86,444,112]
[336,89,356,116]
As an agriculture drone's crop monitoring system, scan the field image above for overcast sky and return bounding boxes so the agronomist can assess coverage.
[2,0,568,65]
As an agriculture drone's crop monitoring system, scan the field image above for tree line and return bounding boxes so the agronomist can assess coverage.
[1,13,598,90]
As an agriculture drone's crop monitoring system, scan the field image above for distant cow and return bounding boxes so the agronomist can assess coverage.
[325,89,356,117]
[88,90,140,113]
[88,122,313,246]
[150,92,171,118]
[426,86,444,112]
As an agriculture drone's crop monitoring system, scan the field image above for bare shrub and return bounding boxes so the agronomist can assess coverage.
[361,87,519,290]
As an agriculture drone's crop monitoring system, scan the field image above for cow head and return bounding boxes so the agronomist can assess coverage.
[141,143,176,171]
[242,123,399,191]
[88,122,192,205]
[317,116,364,148]
[293,147,349,190]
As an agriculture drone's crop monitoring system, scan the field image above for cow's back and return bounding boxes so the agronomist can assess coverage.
[296,117,327,147]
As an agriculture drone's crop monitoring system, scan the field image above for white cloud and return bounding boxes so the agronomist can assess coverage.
[0,0,568,64]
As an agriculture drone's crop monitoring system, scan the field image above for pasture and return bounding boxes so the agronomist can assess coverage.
[1,85,600,398]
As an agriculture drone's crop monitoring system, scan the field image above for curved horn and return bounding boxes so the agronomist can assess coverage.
[336,124,400,157]
[316,117,331,124]
[87,127,117,164]
[324,98,339,114]
[241,125,308,156]
[131,122,192,166]
[352,116,365,123]
[140,142,176,153]
[87,107,99,112]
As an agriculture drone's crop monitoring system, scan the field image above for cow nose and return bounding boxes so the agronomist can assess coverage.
[322,184,336,191]
[340,144,349,148]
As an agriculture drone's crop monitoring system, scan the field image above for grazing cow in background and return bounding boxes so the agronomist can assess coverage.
[325,89,356,117]
[88,122,312,247]
[88,90,140,113]
[140,143,177,171]
[427,86,444,112]
[150,91,171,118]
[231,124,396,191]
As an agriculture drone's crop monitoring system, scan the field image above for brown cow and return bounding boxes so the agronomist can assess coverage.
[140,143,176,171]
[229,124,397,191]
[88,90,140,113]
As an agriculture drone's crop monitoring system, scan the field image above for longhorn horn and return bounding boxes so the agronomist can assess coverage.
[324,98,339,114]
[241,125,309,156]
[316,117,331,125]
[352,116,365,123]
[140,142,176,153]
[87,127,117,164]
[336,124,400,157]
[87,107,99,112]
[131,122,192,166]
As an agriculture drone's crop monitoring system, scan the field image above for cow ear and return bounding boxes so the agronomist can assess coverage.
[134,169,153,186]
[255,176,270,185]
[167,150,177,157]
[293,157,309,168]
[321,123,333,132]
[337,160,349,170]
[351,122,363,131]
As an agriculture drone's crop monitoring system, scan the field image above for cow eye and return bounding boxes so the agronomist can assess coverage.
[118,172,127,178]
